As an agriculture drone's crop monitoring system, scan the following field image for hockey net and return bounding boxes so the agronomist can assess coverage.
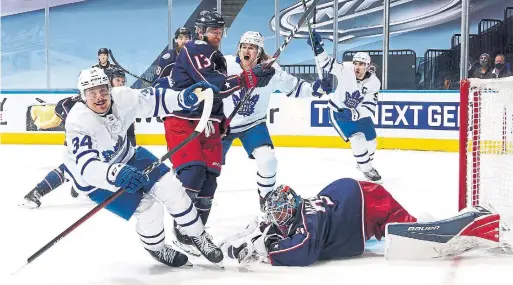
[459,77,513,238]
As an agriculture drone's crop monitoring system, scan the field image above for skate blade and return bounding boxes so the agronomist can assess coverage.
[172,240,201,257]
[214,261,224,269]
[18,200,40,209]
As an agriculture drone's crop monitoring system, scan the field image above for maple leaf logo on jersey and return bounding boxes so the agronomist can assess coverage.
[343,90,364,109]
[101,135,125,162]
[232,90,259,117]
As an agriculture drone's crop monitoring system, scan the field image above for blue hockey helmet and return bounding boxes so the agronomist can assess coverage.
[265,185,302,228]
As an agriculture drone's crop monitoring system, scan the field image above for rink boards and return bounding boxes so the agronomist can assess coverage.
[0,90,462,151]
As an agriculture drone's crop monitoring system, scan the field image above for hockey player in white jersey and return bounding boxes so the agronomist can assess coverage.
[222,31,332,209]
[307,31,382,183]
[64,67,223,267]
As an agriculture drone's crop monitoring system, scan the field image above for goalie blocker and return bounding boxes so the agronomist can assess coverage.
[385,206,500,260]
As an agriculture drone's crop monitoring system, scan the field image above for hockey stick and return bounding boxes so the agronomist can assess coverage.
[224,0,321,125]
[12,88,214,275]
[300,0,323,80]
[108,49,153,85]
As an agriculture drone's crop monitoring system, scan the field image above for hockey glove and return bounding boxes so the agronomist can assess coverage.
[334,108,360,122]
[312,77,333,97]
[220,117,231,138]
[108,164,149,194]
[179,81,220,110]
[306,30,324,56]
[240,64,276,89]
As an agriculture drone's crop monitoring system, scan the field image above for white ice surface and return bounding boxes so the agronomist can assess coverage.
[1,145,512,285]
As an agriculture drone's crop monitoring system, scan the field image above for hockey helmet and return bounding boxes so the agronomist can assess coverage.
[98,48,109,56]
[195,10,225,38]
[265,185,302,229]
[77,67,111,99]
[174,26,192,39]
[237,31,265,58]
[352,52,371,66]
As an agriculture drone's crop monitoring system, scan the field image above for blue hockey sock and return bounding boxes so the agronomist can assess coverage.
[35,164,67,196]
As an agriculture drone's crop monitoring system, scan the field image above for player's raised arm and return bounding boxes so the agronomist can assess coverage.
[306,30,346,77]
[272,64,333,98]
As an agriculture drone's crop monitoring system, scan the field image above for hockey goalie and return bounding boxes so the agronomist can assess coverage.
[223,178,502,266]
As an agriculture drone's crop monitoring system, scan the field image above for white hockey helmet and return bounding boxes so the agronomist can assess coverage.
[77,67,110,99]
[237,31,264,57]
[352,52,371,66]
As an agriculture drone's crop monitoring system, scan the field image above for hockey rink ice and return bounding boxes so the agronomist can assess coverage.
[1,144,512,285]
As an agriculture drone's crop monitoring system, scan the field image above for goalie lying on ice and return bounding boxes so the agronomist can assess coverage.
[223,178,500,266]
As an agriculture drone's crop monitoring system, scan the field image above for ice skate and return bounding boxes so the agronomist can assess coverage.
[145,244,192,267]
[172,221,201,257]
[357,165,383,184]
[191,230,224,267]
[20,189,41,209]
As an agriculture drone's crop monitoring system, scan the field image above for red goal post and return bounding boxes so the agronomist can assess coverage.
[459,77,513,223]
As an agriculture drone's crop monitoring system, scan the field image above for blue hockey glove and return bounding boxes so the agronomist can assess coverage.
[312,77,333,97]
[180,81,220,110]
[343,90,364,109]
[334,108,360,122]
[108,163,149,194]
[306,30,324,56]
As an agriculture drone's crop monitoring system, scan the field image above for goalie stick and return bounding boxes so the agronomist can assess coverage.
[12,88,214,275]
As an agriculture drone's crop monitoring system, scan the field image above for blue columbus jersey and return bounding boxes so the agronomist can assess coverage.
[154,50,179,80]
[267,178,365,266]
[169,40,241,122]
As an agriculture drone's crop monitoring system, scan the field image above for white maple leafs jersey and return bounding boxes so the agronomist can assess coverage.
[223,55,316,133]
[316,52,381,119]
[62,86,181,193]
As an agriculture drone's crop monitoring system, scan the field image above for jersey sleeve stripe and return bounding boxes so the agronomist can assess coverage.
[153,88,161,117]
[63,166,95,191]
[81,157,100,175]
[294,81,306,98]
[76,149,100,164]
[160,89,171,114]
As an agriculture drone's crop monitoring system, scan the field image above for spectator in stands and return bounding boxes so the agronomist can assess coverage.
[92,48,117,70]
[471,53,492,79]
[486,54,512,78]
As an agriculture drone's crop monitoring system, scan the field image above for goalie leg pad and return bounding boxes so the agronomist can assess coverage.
[385,209,500,260]
[360,181,416,240]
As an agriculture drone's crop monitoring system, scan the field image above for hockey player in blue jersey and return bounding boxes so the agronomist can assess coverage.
[154,27,192,81]
[224,179,501,265]
[20,68,134,209]
[307,31,383,183]
[222,31,333,210]
[155,10,276,256]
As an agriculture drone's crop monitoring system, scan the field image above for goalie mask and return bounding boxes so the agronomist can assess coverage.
[265,185,302,232]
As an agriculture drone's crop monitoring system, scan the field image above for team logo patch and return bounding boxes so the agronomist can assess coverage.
[232,89,259,117]
[102,135,125,162]
[162,53,171,59]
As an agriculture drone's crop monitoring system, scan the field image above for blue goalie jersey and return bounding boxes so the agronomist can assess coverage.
[267,178,365,266]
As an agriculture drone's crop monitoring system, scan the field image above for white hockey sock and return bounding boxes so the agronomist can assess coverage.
[150,172,204,237]
[253,146,277,198]
[350,133,372,172]
[367,139,377,161]
[135,196,165,251]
